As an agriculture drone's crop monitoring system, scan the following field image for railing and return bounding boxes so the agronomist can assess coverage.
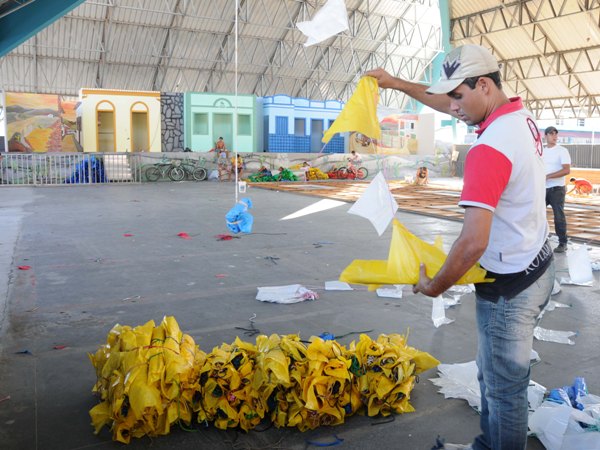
[0,152,145,186]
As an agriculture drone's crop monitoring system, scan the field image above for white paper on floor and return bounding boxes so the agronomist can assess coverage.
[376,285,404,298]
[256,284,318,304]
[534,326,577,345]
[324,281,353,291]
[429,360,546,413]
[432,295,454,328]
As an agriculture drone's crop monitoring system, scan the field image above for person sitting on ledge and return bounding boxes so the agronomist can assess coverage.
[415,166,429,186]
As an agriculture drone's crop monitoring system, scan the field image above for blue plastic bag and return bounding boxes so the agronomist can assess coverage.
[225,198,253,234]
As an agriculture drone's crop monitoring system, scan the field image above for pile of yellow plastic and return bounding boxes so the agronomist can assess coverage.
[340,219,491,290]
[88,317,206,443]
[89,316,439,443]
[307,167,329,180]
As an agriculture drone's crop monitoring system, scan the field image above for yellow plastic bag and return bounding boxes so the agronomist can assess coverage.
[340,219,490,289]
[322,76,381,144]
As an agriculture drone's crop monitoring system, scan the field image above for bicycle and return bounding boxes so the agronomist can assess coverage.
[169,157,207,181]
[144,158,180,182]
[337,165,368,180]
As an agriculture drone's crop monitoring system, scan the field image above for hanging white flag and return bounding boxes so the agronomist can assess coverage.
[348,171,399,236]
[296,0,349,47]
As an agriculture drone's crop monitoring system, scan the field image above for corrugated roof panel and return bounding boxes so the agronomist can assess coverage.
[478,28,536,59]
[168,31,218,69]
[0,56,36,92]
[110,0,179,27]
[68,1,108,20]
[34,17,102,61]
[576,72,600,96]
[451,0,501,18]
[35,59,97,95]
[104,23,166,66]
[541,15,600,52]
[100,64,155,90]
[523,76,574,100]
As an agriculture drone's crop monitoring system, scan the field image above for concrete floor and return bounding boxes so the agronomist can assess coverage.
[0,181,599,450]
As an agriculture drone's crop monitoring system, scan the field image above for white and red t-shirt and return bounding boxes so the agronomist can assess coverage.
[459,98,548,274]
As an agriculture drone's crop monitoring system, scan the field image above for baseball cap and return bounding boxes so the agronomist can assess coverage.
[427,44,500,94]
[544,126,558,135]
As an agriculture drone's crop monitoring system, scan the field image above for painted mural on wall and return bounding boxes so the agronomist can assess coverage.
[5,92,81,153]
[349,114,421,155]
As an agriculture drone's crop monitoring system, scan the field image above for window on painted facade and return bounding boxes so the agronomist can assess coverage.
[275,116,288,134]
[193,113,208,135]
[238,115,251,136]
[294,118,305,136]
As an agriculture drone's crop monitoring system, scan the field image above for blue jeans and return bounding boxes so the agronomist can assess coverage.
[546,187,567,245]
[472,260,555,450]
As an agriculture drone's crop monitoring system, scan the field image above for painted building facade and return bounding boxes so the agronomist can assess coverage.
[261,95,345,153]
[184,92,259,153]
[78,89,162,153]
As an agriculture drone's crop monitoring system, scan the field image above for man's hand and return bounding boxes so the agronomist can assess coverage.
[412,263,435,296]
[365,68,398,89]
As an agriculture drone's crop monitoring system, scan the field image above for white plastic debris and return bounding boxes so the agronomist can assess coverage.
[559,276,594,286]
[429,361,481,410]
[551,278,561,295]
[443,294,461,308]
[256,284,318,304]
[534,326,577,345]
[566,244,594,285]
[529,399,600,450]
[448,284,475,294]
[324,281,353,291]
[432,295,454,328]
[545,300,571,312]
[376,285,404,298]
[430,361,546,413]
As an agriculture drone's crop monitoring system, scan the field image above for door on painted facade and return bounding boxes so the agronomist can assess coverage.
[97,111,115,152]
[213,113,233,150]
[310,119,323,152]
[131,112,149,152]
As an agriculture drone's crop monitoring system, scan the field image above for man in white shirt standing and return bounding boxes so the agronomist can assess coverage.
[542,126,571,253]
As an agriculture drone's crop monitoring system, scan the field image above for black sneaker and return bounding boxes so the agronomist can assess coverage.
[554,243,567,253]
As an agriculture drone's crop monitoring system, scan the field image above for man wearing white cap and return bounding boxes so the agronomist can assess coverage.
[368,45,555,450]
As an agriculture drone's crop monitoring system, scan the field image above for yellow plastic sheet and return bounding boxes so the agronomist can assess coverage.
[322,76,381,144]
[340,219,491,289]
